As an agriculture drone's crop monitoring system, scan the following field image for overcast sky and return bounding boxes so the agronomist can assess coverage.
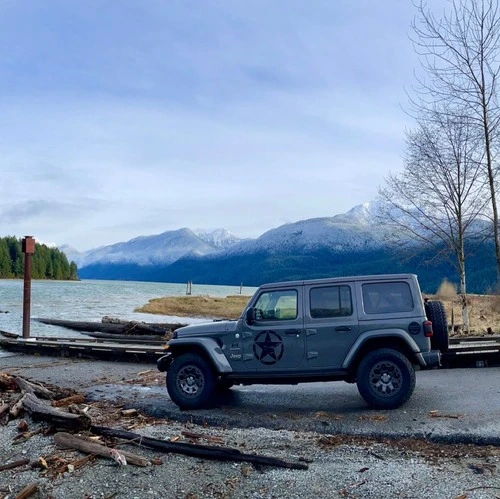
[1,0,426,251]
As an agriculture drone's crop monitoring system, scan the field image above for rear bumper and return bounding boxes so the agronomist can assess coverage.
[419,349,441,368]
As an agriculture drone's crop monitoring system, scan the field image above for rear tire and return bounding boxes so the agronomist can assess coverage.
[356,348,415,409]
[166,353,216,409]
[425,300,449,352]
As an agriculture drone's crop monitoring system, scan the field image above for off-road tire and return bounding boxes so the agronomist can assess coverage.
[166,353,216,409]
[425,300,449,352]
[356,348,415,409]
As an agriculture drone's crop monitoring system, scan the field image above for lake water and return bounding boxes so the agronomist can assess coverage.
[0,279,256,357]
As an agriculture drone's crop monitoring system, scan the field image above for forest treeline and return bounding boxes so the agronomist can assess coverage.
[0,236,78,280]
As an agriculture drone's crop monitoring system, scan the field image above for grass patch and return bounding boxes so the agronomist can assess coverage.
[135,295,251,320]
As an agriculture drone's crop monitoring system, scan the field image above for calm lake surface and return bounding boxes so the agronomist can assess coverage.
[0,279,256,356]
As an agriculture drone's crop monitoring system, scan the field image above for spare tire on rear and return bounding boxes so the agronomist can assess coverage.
[425,300,449,352]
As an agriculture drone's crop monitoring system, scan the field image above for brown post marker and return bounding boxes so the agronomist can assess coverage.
[21,236,35,339]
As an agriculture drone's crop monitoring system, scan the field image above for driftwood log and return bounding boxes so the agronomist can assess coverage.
[54,432,149,467]
[15,377,55,400]
[91,425,308,470]
[22,393,91,431]
[35,318,185,336]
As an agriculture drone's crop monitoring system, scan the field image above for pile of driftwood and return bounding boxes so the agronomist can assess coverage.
[1,371,308,498]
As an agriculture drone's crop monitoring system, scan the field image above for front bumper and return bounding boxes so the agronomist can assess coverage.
[157,353,173,372]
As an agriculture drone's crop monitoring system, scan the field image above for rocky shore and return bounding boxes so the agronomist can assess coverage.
[1,353,500,498]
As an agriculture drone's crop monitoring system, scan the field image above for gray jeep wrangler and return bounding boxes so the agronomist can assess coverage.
[157,274,444,410]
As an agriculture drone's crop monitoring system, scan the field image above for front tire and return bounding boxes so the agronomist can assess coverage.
[356,348,415,409]
[166,353,216,409]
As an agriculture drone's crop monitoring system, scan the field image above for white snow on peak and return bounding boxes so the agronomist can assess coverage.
[195,228,241,248]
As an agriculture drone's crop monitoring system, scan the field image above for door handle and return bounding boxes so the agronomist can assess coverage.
[335,326,352,332]
[285,329,301,335]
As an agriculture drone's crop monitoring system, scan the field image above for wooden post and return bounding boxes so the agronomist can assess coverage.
[22,236,35,339]
[239,282,243,294]
[186,280,192,295]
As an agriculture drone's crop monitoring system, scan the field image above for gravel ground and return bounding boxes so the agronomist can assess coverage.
[2,355,500,498]
[2,414,500,498]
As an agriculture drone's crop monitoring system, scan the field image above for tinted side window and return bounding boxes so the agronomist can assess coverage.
[362,282,414,314]
[254,289,298,320]
[310,285,352,318]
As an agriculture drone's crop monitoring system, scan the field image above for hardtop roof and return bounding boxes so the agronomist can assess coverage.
[259,274,418,289]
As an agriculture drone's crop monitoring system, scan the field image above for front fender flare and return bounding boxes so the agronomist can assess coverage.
[165,337,233,373]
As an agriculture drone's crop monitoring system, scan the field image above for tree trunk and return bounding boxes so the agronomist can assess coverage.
[458,243,470,332]
[481,80,500,284]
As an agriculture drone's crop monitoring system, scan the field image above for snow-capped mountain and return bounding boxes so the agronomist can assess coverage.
[66,202,393,269]
[70,201,498,293]
[69,228,241,267]
[223,201,388,256]
[69,203,388,268]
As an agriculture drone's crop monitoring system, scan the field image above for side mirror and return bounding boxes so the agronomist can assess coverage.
[246,307,256,325]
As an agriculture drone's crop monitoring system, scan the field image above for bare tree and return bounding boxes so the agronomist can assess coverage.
[379,110,489,330]
[410,0,500,282]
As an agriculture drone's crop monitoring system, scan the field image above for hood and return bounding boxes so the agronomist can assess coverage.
[175,320,238,337]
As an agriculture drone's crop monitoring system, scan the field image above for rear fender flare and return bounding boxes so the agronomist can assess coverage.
[342,330,421,369]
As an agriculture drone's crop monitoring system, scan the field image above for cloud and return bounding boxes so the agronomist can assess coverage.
[0,0,421,250]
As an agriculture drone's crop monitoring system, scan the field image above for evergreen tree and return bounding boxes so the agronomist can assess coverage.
[0,236,79,280]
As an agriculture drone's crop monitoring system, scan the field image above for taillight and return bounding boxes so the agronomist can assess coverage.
[423,320,433,337]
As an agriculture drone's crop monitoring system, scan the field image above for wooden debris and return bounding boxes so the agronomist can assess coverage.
[17,420,29,432]
[10,394,28,418]
[91,425,308,470]
[15,377,55,400]
[12,428,44,444]
[181,430,223,444]
[68,454,96,471]
[37,457,48,470]
[0,373,17,390]
[121,409,138,417]
[54,432,149,467]
[13,483,38,499]
[0,458,30,472]
[22,393,91,431]
[52,394,85,408]
[0,402,10,417]
[428,410,463,419]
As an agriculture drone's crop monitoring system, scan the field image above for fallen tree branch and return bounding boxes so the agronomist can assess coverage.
[13,483,38,499]
[54,432,149,467]
[22,393,90,431]
[91,425,308,470]
[15,377,55,400]
[0,458,30,472]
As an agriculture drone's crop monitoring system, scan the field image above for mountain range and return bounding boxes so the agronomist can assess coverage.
[66,202,498,294]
